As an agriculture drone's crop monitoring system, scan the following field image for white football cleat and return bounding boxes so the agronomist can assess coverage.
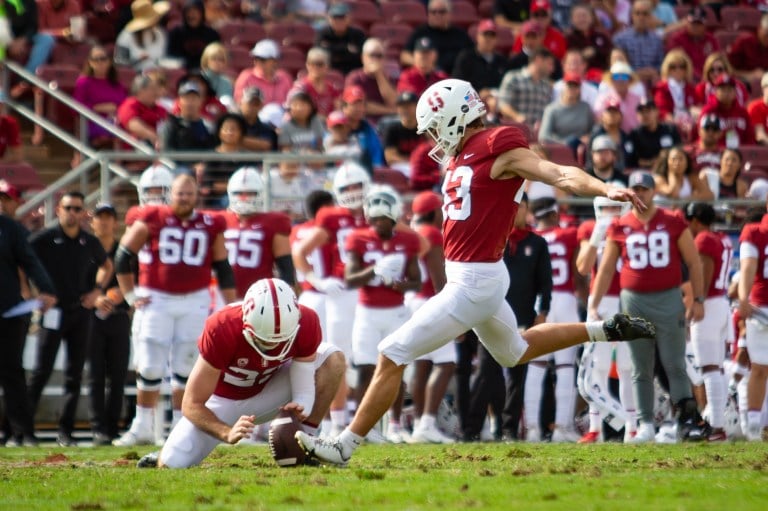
[385,425,410,444]
[627,422,656,444]
[746,422,763,442]
[551,426,580,443]
[410,424,456,444]
[655,422,678,444]
[113,429,154,447]
[364,427,388,444]
[295,431,350,467]
[524,426,542,443]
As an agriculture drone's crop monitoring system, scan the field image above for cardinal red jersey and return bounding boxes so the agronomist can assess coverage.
[199,303,321,400]
[686,144,723,172]
[696,230,733,298]
[415,223,443,299]
[135,206,226,293]
[607,208,687,293]
[220,210,292,298]
[577,220,621,296]
[739,215,768,306]
[290,220,335,292]
[538,226,579,293]
[442,126,527,263]
[345,227,421,307]
[125,205,147,227]
[315,206,367,278]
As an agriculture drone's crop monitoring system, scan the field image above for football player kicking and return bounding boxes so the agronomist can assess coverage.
[296,79,656,466]
[114,175,238,446]
[344,185,422,443]
[137,279,346,468]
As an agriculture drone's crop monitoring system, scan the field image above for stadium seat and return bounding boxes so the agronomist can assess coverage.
[279,46,308,78]
[720,6,761,32]
[50,42,92,67]
[380,1,427,28]
[219,20,267,49]
[34,64,81,134]
[370,23,413,53]
[450,1,480,29]
[740,145,768,172]
[674,5,720,30]
[267,22,316,52]
[469,23,514,53]
[0,162,44,190]
[348,0,382,30]
[228,45,253,73]
[713,30,743,53]
[373,167,411,194]
[478,0,493,18]
[116,66,137,88]
[542,142,578,167]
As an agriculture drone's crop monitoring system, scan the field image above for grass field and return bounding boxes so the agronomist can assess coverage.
[2,442,768,511]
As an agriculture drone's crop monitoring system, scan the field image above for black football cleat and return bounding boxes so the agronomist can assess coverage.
[603,313,655,341]
[137,451,159,468]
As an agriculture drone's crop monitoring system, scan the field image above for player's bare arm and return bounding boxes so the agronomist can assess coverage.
[424,244,447,292]
[114,220,150,307]
[589,238,620,320]
[677,229,705,321]
[211,233,237,304]
[490,148,646,210]
[576,239,598,277]
[738,254,758,318]
[344,251,376,288]
[182,356,254,444]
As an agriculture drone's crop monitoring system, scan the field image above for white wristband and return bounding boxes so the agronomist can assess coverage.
[123,290,136,307]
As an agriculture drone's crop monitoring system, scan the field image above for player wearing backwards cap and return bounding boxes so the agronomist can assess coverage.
[297,78,654,466]
[344,185,421,444]
[407,191,457,444]
[686,114,724,173]
[136,278,346,468]
[591,171,707,443]
[685,202,733,441]
[698,73,755,147]
[576,195,637,443]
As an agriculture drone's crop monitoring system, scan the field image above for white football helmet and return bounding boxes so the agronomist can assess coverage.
[363,184,403,223]
[228,166,265,215]
[593,195,630,220]
[332,161,371,209]
[242,278,301,362]
[416,79,486,165]
[138,164,174,205]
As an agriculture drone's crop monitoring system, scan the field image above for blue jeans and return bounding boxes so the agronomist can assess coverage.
[26,33,55,73]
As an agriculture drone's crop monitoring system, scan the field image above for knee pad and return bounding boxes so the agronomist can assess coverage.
[137,372,163,391]
[171,373,188,390]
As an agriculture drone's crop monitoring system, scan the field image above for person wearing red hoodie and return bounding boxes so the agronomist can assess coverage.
[697,74,755,147]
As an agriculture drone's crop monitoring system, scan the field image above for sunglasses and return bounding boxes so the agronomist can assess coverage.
[429,8,447,14]
[481,31,497,37]
[90,55,109,62]
[366,52,384,58]
[62,205,83,212]
[668,63,686,70]
[611,73,631,81]
[710,66,726,73]
[633,10,650,15]
[308,60,327,67]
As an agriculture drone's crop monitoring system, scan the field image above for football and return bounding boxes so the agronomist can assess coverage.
[268,410,307,467]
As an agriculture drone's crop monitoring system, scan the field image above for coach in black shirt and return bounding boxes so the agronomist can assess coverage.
[28,191,112,447]
[0,213,56,446]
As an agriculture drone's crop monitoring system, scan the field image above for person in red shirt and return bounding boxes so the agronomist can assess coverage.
[136,278,345,468]
[686,114,724,173]
[297,78,654,466]
[396,37,448,96]
[344,185,421,443]
[37,0,83,42]
[591,171,706,443]
[748,72,768,146]
[685,202,733,441]
[728,13,768,83]
[698,74,755,147]
[665,7,719,82]
[511,0,567,61]
[116,74,167,147]
[0,112,23,162]
[113,175,237,447]
[288,47,342,117]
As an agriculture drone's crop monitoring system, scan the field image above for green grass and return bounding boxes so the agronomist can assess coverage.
[2,442,768,510]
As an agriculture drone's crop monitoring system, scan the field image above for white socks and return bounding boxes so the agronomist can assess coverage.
[524,364,546,430]
[172,409,182,428]
[420,414,437,430]
[702,371,726,429]
[134,405,154,434]
[339,428,364,457]
[588,404,602,432]
[555,366,576,429]
[330,409,348,429]
[586,321,608,342]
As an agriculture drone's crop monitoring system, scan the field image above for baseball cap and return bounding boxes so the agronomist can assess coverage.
[521,20,542,36]
[328,3,350,16]
[251,39,280,59]
[591,134,616,152]
[688,6,707,23]
[177,81,201,95]
[628,171,655,190]
[714,73,735,87]
[414,37,435,51]
[0,180,21,201]
[684,202,716,224]
[326,110,348,128]
[397,90,418,105]
[411,191,443,215]
[477,19,497,34]
[530,0,550,12]
[604,97,622,111]
[610,61,633,79]
[637,98,657,111]
[242,87,263,103]
[93,202,117,216]
[342,85,366,103]
[563,72,581,85]
[531,197,558,218]
[700,113,721,130]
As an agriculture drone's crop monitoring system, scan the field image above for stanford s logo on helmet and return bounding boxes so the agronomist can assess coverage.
[242,278,301,361]
[416,79,486,165]
[138,164,174,205]
[332,161,371,210]
[228,166,265,216]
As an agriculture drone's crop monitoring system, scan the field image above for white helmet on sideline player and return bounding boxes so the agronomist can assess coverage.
[416,79,486,165]
[138,164,174,205]
[242,278,301,362]
[332,161,371,209]
[228,166,264,216]
[363,184,403,223]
